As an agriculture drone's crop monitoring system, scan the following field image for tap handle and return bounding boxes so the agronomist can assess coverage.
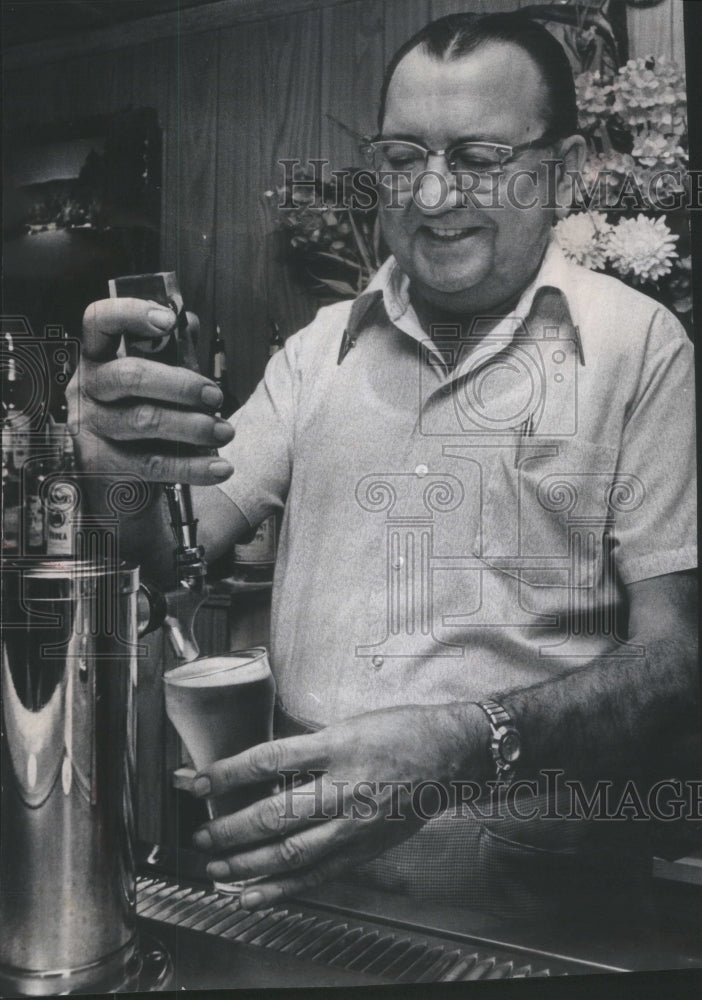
[108,271,199,371]
[108,272,208,583]
[164,482,198,553]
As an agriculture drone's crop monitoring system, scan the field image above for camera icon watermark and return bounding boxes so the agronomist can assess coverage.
[418,312,581,438]
[1,317,80,432]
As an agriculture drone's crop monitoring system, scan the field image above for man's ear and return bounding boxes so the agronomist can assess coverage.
[553,135,587,219]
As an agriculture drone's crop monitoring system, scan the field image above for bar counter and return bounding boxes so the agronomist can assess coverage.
[135,843,702,990]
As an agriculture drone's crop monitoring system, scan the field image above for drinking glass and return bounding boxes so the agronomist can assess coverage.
[164,648,276,894]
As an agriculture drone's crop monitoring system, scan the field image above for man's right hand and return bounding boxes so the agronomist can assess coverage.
[67,298,234,486]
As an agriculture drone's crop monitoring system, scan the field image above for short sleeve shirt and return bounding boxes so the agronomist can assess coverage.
[217,240,696,728]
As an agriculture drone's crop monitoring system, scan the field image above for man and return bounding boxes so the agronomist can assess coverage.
[70,12,697,918]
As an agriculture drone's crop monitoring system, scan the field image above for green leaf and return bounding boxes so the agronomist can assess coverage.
[310,277,358,296]
[312,250,358,267]
[347,211,374,273]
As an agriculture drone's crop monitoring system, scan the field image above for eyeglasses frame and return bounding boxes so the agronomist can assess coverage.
[359,129,563,175]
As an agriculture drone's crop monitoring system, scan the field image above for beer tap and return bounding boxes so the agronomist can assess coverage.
[162,482,207,662]
[109,272,209,663]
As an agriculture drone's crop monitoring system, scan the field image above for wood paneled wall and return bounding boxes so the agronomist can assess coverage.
[627,0,684,65]
[3,0,674,402]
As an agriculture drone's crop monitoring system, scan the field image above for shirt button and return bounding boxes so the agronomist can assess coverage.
[415,464,429,477]
[372,655,384,670]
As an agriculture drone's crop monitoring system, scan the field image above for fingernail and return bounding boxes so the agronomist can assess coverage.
[147,308,175,331]
[213,421,233,443]
[201,384,223,408]
[193,776,211,797]
[209,459,232,479]
[241,890,265,910]
[193,827,213,850]
[207,861,231,880]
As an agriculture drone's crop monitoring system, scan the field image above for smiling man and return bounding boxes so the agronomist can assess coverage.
[376,35,577,313]
[71,11,698,920]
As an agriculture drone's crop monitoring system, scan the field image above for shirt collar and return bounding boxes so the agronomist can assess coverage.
[356,237,583,371]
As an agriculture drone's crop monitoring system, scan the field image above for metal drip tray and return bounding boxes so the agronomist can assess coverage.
[137,874,600,985]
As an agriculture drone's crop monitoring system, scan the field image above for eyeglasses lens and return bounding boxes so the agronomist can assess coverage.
[368,141,506,174]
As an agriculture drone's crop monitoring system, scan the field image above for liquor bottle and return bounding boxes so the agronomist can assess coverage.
[1,424,20,556]
[25,426,49,556]
[3,334,31,469]
[268,319,283,358]
[211,325,239,419]
[2,336,25,556]
[51,371,70,425]
[45,368,80,558]
[232,514,279,582]
[45,422,80,558]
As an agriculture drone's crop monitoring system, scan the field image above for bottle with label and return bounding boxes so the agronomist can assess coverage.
[45,420,80,558]
[1,425,20,557]
[3,334,31,468]
[25,427,49,556]
[2,336,26,556]
[232,515,278,582]
[42,351,80,558]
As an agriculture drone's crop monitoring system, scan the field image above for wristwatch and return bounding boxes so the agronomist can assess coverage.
[477,700,522,784]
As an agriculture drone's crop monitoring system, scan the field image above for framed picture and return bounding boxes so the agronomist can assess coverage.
[3,107,161,344]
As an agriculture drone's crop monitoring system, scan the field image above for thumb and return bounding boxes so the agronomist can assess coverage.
[81,297,177,363]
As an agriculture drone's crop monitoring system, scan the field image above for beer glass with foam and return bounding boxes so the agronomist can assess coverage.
[164,648,276,891]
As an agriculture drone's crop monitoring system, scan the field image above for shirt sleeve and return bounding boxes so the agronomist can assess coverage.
[215,344,297,531]
[612,311,697,584]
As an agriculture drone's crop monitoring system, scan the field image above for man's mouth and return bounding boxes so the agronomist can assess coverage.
[421,224,482,242]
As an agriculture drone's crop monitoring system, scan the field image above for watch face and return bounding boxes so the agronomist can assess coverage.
[500,729,521,764]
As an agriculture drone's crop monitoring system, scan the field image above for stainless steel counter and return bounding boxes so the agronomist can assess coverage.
[136,843,702,990]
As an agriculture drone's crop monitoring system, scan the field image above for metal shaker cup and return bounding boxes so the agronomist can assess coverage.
[0,558,158,995]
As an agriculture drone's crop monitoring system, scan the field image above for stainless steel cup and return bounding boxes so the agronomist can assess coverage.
[0,559,143,995]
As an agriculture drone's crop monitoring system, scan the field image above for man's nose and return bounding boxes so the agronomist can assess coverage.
[414,153,459,214]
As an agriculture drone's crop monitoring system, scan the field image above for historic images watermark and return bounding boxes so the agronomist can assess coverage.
[278,769,702,824]
[277,157,700,214]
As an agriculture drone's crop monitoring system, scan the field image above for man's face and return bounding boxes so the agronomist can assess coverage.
[379,42,560,315]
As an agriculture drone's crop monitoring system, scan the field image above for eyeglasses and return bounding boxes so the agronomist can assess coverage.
[360,131,560,176]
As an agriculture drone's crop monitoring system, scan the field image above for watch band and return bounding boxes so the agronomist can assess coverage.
[477,699,522,784]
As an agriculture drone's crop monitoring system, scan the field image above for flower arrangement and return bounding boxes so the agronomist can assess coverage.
[262,173,382,300]
[561,56,691,320]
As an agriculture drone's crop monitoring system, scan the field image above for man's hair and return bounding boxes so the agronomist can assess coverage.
[377,11,578,139]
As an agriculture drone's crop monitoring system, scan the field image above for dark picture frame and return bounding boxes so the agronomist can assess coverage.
[2,107,162,343]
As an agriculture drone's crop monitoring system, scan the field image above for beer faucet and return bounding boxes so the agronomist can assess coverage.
[162,482,207,662]
[109,272,210,663]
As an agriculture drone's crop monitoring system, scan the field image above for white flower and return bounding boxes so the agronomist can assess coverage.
[610,56,686,136]
[554,212,613,269]
[605,215,679,283]
[631,130,686,169]
[575,70,613,129]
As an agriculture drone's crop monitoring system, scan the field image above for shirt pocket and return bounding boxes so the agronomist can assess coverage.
[473,437,621,594]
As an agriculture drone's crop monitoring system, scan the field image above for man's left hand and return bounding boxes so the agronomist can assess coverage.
[191,702,486,908]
